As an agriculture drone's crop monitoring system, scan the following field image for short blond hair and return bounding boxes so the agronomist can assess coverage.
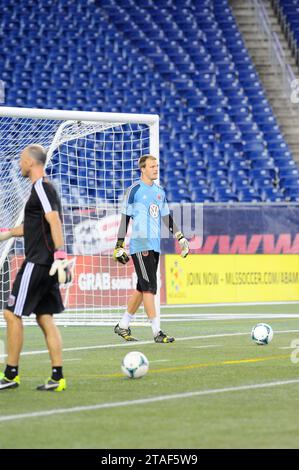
[138,154,157,169]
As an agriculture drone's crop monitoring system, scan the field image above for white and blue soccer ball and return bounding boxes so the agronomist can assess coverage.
[251,323,273,345]
[121,351,149,379]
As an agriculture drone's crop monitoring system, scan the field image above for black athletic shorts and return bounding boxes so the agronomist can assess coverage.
[131,250,160,295]
[5,260,65,317]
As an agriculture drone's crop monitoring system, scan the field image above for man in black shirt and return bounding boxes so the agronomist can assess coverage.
[0,144,72,391]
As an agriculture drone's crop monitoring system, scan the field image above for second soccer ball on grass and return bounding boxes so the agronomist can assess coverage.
[251,323,273,345]
[121,351,149,378]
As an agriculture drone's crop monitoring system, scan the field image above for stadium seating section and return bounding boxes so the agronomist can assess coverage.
[0,0,298,203]
[274,0,299,63]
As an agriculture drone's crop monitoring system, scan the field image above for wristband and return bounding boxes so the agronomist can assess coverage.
[115,239,125,248]
[54,250,67,260]
[175,231,184,241]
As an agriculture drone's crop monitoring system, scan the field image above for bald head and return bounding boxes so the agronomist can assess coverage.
[24,144,47,166]
[20,144,48,179]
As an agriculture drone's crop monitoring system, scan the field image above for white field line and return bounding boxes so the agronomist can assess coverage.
[1,329,298,360]
[0,333,246,360]
[162,316,299,323]
[1,312,299,329]
[162,302,299,308]
[191,344,221,349]
[1,329,299,361]
[160,313,299,317]
[0,379,299,424]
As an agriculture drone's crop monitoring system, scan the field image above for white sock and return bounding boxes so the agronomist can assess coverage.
[119,312,135,329]
[150,317,160,337]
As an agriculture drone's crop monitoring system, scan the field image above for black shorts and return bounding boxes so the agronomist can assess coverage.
[132,250,160,295]
[6,260,65,317]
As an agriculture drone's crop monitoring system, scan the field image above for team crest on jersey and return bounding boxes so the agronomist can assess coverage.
[7,295,15,307]
[149,203,159,218]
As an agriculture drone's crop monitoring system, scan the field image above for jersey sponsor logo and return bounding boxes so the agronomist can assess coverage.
[7,295,15,307]
[149,203,159,218]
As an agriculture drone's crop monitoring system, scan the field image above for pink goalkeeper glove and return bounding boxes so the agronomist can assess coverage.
[49,250,73,284]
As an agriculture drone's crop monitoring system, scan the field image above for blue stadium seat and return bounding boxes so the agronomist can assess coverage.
[190,193,214,203]
[283,187,299,199]
[228,169,250,181]
[167,191,191,203]
[186,168,207,182]
[279,167,299,179]
[251,159,277,178]
[228,159,251,171]
[237,188,262,202]
[249,168,275,180]
[260,187,286,202]
[231,177,252,192]
[186,159,207,171]
[280,176,299,189]
[252,177,273,192]
[214,191,238,202]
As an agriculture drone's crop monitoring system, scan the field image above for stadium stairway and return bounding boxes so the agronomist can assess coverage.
[230,0,299,162]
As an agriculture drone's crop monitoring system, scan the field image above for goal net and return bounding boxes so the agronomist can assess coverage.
[0,107,159,326]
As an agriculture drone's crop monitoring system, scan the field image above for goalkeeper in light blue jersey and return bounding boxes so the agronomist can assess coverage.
[113,155,189,343]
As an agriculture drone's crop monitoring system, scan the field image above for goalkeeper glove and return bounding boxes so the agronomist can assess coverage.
[113,240,129,265]
[175,232,189,258]
[0,228,11,242]
[49,250,73,284]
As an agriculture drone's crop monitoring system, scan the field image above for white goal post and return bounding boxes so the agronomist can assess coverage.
[0,107,159,326]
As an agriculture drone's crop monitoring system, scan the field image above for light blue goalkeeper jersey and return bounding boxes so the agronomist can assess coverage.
[122,180,170,254]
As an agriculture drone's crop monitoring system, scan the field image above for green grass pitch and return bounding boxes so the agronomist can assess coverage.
[0,303,299,449]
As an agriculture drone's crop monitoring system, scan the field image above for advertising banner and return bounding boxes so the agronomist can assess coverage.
[165,254,299,304]
[9,255,167,308]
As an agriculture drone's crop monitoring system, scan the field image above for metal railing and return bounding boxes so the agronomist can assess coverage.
[252,0,298,114]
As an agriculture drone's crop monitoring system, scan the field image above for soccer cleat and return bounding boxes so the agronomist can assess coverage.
[0,373,20,390]
[154,330,175,343]
[114,323,138,342]
[36,377,66,392]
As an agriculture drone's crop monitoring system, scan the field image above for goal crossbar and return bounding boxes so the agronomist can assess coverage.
[0,107,159,126]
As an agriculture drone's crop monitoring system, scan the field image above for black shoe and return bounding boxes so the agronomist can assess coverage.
[154,330,175,343]
[114,323,138,342]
